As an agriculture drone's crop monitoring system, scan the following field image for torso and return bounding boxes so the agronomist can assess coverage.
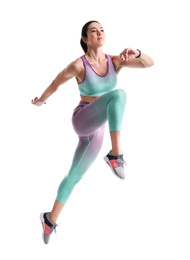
[76,54,120,103]
[80,95,100,103]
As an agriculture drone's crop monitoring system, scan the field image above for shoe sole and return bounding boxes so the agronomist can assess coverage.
[104,156,125,180]
[40,212,45,231]
[40,212,47,244]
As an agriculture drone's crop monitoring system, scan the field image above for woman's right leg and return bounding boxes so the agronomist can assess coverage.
[73,89,127,136]
[73,89,127,156]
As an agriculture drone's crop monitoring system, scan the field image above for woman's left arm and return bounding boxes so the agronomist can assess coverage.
[113,48,155,70]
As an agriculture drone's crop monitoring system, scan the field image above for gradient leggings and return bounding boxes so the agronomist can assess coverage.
[56,89,126,204]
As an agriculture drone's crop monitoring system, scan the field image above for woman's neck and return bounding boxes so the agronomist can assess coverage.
[85,47,105,62]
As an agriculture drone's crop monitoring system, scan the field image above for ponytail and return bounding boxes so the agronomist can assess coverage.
[80,38,88,53]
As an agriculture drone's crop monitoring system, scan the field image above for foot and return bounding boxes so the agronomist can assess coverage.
[40,212,57,244]
[104,151,126,180]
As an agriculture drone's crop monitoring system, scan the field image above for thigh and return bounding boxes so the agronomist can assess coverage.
[56,125,105,204]
[72,90,118,136]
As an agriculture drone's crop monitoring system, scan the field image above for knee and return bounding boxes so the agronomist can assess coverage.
[113,89,127,103]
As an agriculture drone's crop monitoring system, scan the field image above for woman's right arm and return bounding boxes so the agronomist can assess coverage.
[31,59,82,106]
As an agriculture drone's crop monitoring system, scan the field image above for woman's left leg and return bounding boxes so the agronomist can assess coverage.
[42,125,105,241]
[56,125,105,205]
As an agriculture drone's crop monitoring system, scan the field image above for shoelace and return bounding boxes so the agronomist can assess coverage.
[117,155,127,167]
[53,224,58,234]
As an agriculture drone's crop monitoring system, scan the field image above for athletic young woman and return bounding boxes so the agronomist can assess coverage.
[31,21,154,244]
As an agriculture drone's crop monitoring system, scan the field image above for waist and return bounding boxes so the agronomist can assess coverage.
[80,95,100,103]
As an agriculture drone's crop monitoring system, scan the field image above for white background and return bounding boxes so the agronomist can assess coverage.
[0,0,190,259]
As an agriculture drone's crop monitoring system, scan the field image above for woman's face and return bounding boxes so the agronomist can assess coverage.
[84,22,105,48]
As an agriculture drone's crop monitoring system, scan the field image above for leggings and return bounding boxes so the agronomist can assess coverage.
[56,89,126,204]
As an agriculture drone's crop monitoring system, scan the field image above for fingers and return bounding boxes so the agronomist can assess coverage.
[125,49,129,61]
[120,53,126,61]
[31,97,38,104]
[120,48,129,61]
[31,97,46,106]
[120,48,137,61]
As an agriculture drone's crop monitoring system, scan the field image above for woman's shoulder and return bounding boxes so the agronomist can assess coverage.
[109,55,122,71]
[72,56,84,66]
[68,56,84,73]
[109,55,120,61]
[65,56,85,81]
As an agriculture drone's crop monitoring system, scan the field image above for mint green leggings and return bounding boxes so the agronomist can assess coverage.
[56,89,126,204]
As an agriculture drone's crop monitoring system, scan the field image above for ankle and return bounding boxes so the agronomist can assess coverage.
[111,149,122,156]
[49,212,57,225]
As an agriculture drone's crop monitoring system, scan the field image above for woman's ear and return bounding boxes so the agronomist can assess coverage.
[82,37,88,44]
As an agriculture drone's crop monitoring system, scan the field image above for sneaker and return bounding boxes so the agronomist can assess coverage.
[40,212,57,244]
[104,151,126,180]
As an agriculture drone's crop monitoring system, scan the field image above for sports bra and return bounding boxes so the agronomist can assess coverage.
[78,54,117,97]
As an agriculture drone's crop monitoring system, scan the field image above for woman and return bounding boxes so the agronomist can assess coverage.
[32,20,154,244]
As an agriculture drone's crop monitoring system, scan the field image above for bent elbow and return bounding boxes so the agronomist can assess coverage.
[144,59,155,68]
[150,59,155,67]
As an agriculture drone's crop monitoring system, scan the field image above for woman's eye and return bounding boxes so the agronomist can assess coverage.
[91,29,104,33]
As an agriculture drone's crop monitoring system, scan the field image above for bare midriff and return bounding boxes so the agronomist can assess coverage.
[80,95,100,103]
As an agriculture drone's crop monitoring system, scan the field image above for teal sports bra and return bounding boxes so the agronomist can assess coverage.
[78,54,117,97]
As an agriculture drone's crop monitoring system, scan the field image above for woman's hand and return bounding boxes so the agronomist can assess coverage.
[31,97,46,106]
[120,48,140,62]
